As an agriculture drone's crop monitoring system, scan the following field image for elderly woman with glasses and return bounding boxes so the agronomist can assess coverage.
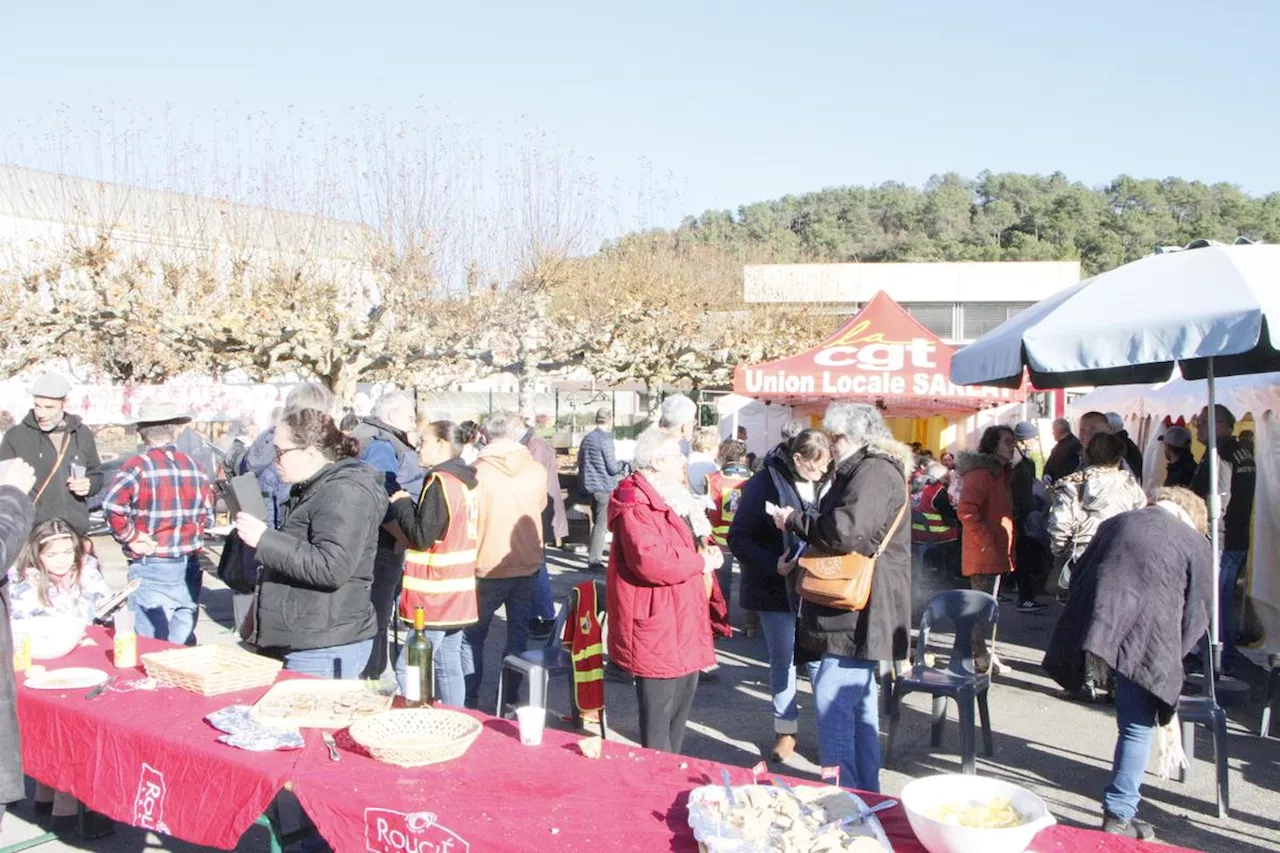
[771,403,912,793]
[606,426,723,754]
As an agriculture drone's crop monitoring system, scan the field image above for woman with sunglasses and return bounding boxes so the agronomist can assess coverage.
[234,409,384,678]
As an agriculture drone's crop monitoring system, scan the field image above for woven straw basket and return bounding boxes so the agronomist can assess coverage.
[141,645,283,695]
[348,708,483,768]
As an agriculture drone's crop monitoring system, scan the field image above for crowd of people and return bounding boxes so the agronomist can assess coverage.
[0,372,1260,843]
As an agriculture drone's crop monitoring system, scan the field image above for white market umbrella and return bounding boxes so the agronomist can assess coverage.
[951,240,1280,660]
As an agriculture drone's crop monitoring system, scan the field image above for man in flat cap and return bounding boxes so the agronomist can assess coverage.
[0,374,103,535]
[101,402,213,644]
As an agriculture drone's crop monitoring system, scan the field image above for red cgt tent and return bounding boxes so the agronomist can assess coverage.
[733,290,1026,417]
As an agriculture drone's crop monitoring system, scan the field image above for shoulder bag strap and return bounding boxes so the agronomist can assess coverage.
[32,431,73,505]
[872,478,911,558]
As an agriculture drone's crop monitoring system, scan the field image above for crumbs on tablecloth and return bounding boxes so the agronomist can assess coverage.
[78,638,98,647]
[550,828,560,835]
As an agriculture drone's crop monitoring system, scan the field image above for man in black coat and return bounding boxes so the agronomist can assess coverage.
[1043,418,1082,484]
[1044,487,1212,840]
[0,374,103,535]
[773,403,911,794]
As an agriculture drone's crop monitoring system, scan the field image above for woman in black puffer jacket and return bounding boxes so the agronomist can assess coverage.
[728,429,831,762]
[234,409,384,679]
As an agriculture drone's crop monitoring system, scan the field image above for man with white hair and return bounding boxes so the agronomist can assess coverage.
[772,402,911,793]
[1106,413,1144,481]
[354,391,426,678]
[463,411,548,710]
[1043,417,1082,484]
[659,394,698,456]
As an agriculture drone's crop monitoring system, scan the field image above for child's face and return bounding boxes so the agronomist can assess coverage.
[38,537,78,578]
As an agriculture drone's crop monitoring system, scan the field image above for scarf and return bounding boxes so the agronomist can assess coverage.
[639,471,713,541]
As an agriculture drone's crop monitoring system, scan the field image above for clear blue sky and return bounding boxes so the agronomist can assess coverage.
[2,0,1277,230]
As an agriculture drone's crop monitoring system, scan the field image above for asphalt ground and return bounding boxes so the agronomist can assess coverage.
[2,540,1277,852]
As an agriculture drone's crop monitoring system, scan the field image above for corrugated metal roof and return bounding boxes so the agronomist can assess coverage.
[0,165,374,259]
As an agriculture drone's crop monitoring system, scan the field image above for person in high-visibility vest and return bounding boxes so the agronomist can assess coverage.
[389,420,480,707]
[912,463,960,580]
[704,439,751,621]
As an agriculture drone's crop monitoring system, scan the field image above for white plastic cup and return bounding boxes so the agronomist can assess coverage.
[516,706,545,746]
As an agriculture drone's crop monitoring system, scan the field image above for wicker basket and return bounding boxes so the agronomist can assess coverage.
[142,645,283,695]
[348,708,483,768]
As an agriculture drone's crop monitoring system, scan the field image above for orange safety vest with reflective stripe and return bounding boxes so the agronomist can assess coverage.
[564,580,605,713]
[398,470,479,628]
[911,481,958,544]
[706,468,750,547]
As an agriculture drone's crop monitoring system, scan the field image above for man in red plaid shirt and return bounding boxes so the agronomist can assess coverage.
[102,403,213,645]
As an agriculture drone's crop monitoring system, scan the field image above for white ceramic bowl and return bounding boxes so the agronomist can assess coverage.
[13,614,87,660]
[900,774,1055,853]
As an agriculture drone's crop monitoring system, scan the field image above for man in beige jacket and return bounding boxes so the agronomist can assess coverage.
[462,411,549,710]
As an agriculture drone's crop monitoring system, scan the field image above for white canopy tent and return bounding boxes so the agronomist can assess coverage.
[1068,372,1280,663]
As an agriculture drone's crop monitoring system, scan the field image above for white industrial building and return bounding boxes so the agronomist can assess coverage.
[743,260,1081,344]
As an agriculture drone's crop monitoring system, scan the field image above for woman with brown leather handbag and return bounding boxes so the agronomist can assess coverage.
[772,403,912,794]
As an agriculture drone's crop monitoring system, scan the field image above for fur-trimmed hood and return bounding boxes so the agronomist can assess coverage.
[955,451,1006,477]
[860,436,915,474]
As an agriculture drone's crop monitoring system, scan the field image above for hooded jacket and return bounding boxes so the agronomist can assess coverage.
[728,445,820,613]
[606,472,715,678]
[1190,435,1256,553]
[0,412,103,535]
[956,451,1015,577]
[390,456,480,550]
[1047,465,1148,560]
[1044,506,1212,712]
[252,458,384,653]
[786,439,913,663]
[473,439,548,578]
[521,428,569,543]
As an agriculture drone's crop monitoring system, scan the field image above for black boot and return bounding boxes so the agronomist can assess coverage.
[1102,813,1156,840]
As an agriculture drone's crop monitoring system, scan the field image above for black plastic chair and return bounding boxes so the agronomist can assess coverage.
[1177,638,1229,818]
[885,589,998,775]
[495,581,609,738]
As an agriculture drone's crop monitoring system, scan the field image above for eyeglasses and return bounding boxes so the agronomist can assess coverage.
[274,445,305,461]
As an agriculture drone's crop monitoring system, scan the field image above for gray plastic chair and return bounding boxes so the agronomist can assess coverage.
[1177,638,1230,818]
[886,589,998,775]
[495,581,609,738]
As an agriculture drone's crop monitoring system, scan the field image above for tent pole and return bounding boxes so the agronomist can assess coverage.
[1206,358,1222,675]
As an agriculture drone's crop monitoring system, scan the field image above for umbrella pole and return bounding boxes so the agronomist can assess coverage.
[1207,358,1222,675]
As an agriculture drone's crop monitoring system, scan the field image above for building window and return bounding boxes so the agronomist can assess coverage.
[959,302,1034,340]
[903,302,956,339]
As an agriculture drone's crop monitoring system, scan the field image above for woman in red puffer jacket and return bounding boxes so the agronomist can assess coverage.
[607,427,721,754]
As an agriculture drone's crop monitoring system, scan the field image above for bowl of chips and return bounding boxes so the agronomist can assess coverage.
[900,774,1055,853]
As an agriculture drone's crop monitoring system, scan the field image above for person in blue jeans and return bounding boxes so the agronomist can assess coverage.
[729,428,831,763]
[234,409,385,681]
[1044,487,1213,840]
[1190,404,1256,675]
[460,412,548,710]
[773,404,913,793]
[101,403,214,646]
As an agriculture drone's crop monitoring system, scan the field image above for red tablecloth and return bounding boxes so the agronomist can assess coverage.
[16,628,305,850]
[290,710,1196,853]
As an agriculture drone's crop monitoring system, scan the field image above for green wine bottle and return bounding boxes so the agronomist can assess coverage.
[405,606,434,707]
